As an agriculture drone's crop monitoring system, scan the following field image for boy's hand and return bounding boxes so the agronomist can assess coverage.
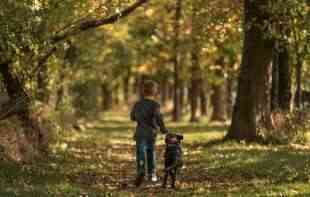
[133,133,136,141]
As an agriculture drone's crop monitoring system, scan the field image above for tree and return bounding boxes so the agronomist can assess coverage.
[210,57,227,122]
[189,1,202,122]
[172,0,183,121]
[186,0,242,120]
[0,0,149,156]
[271,42,291,111]
[0,0,148,114]
[268,0,309,109]
[227,0,274,141]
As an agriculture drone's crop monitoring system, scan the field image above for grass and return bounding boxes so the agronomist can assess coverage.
[0,111,310,196]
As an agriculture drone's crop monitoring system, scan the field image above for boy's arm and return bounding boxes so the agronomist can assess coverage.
[130,104,136,121]
[154,104,168,134]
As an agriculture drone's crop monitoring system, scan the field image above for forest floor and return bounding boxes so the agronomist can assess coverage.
[1,111,310,197]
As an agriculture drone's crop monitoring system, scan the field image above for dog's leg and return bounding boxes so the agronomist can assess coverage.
[171,168,177,189]
[162,170,168,188]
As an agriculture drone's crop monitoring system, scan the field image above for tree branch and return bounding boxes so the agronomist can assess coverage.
[52,0,148,43]
[32,46,57,75]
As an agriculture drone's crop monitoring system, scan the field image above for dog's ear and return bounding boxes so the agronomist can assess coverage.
[165,133,173,143]
[176,134,184,141]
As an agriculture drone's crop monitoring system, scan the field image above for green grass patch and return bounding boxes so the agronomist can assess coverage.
[1,111,309,196]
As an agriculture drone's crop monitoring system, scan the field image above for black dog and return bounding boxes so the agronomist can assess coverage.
[162,133,183,189]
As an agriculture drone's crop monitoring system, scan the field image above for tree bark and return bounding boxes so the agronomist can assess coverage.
[138,74,147,99]
[102,83,113,111]
[190,45,201,122]
[190,75,201,122]
[189,1,202,122]
[52,0,149,43]
[200,80,208,116]
[55,70,65,110]
[0,62,30,117]
[0,62,47,157]
[211,82,227,122]
[271,47,279,111]
[168,82,174,101]
[114,83,120,105]
[278,45,291,111]
[180,81,185,110]
[133,75,139,95]
[172,0,182,121]
[226,77,234,119]
[211,57,227,122]
[160,77,169,105]
[123,75,130,104]
[37,63,50,103]
[227,0,274,141]
[295,57,303,109]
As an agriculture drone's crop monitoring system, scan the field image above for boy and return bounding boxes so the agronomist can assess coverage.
[130,80,168,187]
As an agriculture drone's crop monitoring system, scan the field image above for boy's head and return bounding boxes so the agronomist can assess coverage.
[143,80,158,97]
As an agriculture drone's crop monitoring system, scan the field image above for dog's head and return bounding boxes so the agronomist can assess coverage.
[165,133,183,145]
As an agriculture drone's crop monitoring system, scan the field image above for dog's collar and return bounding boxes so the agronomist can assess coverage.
[166,143,181,147]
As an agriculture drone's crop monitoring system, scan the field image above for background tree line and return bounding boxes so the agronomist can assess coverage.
[0,0,309,160]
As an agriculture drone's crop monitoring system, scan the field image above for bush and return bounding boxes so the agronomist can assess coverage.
[71,80,100,118]
[259,108,310,144]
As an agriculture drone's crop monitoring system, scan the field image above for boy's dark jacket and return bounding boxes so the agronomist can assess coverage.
[130,98,168,143]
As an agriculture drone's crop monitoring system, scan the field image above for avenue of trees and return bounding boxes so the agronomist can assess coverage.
[0,0,309,160]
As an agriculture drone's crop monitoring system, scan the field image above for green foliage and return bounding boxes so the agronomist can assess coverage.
[71,80,100,118]
[263,0,309,66]
[0,0,144,92]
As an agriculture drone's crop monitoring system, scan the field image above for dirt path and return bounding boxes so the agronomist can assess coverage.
[50,115,310,196]
[60,126,226,196]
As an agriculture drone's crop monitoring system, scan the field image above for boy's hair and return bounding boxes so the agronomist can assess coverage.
[143,80,157,97]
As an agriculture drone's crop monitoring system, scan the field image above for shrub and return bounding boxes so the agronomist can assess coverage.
[258,108,310,144]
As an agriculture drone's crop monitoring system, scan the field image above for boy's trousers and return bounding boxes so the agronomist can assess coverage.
[136,140,156,177]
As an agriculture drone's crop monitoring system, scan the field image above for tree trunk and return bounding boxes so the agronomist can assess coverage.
[0,62,47,158]
[114,83,120,105]
[190,41,201,122]
[227,0,274,141]
[102,83,113,111]
[180,81,185,111]
[189,0,203,122]
[295,57,303,109]
[0,62,30,117]
[168,82,174,101]
[160,77,169,105]
[35,47,57,104]
[211,83,227,122]
[138,74,147,99]
[211,57,227,122]
[226,77,234,119]
[262,58,273,129]
[278,45,291,111]
[271,44,291,111]
[133,75,139,95]
[172,0,182,121]
[55,70,65,110]
[271,47,279,111]
[190,76,201,122]
[37,62,50,103]
[200,80,208,116]
[123,75,130,104]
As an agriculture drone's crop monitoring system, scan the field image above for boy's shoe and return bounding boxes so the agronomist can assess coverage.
[134,175,144,187]
[149,173,158,182]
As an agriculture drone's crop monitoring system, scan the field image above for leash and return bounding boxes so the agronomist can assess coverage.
[165,162,179,172]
